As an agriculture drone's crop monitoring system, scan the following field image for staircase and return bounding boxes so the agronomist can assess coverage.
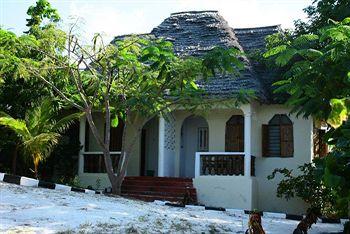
[121,176,197,204]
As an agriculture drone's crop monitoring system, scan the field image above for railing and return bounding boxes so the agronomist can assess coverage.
[83,151,121,173]
[195,152,255,177]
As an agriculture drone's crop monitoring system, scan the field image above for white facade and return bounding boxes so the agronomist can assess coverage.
[77,102,313,214]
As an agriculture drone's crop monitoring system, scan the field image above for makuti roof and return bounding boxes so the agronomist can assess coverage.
[114,10,281,103]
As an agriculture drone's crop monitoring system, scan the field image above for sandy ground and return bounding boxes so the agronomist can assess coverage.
[0,182,345,233]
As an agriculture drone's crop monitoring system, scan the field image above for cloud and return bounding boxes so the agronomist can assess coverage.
[67,1,151,42]
[57,0,309,42]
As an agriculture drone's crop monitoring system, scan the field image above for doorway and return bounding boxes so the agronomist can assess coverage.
[180,115,209,178]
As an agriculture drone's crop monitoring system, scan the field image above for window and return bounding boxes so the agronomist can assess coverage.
[84,153,120,173]
[84,118,124,173]
[262,114,293,157]
[85,119,124,152]
[225,115,244,152]
[198,127,209,151]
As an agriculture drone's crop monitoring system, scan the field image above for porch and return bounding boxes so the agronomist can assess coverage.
[78,105,255,176]
[78,104,257,209]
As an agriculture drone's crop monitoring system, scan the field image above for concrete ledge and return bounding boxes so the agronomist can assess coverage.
[0,172,5,181]
[185,205,205,210]
[226,208,245,216]
[0,172,100,196]
[158,201,348,224]
[3,174,21,184]
[263,211,286,219]
[20,177,39,187]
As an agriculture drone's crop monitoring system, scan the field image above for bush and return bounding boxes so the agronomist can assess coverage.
[268,162,346,218]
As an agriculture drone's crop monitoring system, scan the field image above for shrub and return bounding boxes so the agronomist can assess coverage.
[268,162,345,218]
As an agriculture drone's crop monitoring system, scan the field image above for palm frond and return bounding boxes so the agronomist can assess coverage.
[23,132,60,160]
[27,99,55,135]
[51,112,83,134]
[0,111,11,117]
[0,117,31,140]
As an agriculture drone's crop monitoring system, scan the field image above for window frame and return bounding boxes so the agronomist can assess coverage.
[262,114,294,158]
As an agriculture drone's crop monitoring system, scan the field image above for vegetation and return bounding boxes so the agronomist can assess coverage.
[264,1,350,230]
[0,100,80,178]
[0,0,66,177]
[264,17,350,214]
[294,0,350,35]
[268,163,344,217]
[0,0,247,193]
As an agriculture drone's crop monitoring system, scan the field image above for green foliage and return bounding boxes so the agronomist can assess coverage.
[294,0,350,35]
[315,120,350,213]
[0,1,246,192]
[41,121,81,184]
[0,99,81,177]
[264,18,350,127]
[266,17,350,220]
[268,162,345,217]
[25,0,60,35]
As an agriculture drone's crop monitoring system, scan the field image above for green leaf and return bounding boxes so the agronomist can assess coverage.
[111,115,119,128]
[298,49,323,60]
[275,48,297,66]
[190,81,198,90]
[327,98,348,128]
[341,17,350,25]
[292,34,319,47]
[263,45,287,58]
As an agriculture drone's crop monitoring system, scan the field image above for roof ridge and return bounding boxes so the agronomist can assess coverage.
[234,25,281,31]
[170,10,218,16]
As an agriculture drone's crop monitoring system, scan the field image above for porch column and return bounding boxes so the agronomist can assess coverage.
[243,105,252,177]
[158,116,165,177]
[78,116,86,175]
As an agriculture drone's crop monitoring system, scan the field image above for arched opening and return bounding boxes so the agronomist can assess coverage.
[140,117,159,176]
[225,115,244,152]
[180,115,209,178]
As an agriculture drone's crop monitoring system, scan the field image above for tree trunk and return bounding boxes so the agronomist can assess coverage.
[11,143,19,174]
[33,155,40,179]
[84,103,121,194]
[102,149,119,194]
[114,127,142,194]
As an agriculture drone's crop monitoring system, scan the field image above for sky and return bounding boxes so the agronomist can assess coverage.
[0,0,311,42]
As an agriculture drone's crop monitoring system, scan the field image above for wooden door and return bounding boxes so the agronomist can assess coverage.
[225,115,244,152]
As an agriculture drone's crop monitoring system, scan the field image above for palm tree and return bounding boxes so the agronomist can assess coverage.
[0,100,82,178]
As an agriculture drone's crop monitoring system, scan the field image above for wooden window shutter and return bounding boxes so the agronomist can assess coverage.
[262,124,269,157]
[280,124,294,157]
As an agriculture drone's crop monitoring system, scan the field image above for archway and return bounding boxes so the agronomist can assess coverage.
[180,115,209,178]
[140,117,159,176]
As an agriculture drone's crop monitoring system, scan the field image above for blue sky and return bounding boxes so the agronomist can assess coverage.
[1,0,311,42]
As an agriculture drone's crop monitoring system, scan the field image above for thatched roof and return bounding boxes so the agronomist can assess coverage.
[113,11,281,103]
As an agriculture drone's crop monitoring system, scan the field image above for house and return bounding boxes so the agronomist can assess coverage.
[77,11,318,214]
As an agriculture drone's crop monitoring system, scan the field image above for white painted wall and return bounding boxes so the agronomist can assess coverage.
[193,176,257,210]
[252,104,313,214]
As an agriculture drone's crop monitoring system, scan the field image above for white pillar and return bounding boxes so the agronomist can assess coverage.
[158,116,165,177]
[243,105,252,177]
[78,116,86,175]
